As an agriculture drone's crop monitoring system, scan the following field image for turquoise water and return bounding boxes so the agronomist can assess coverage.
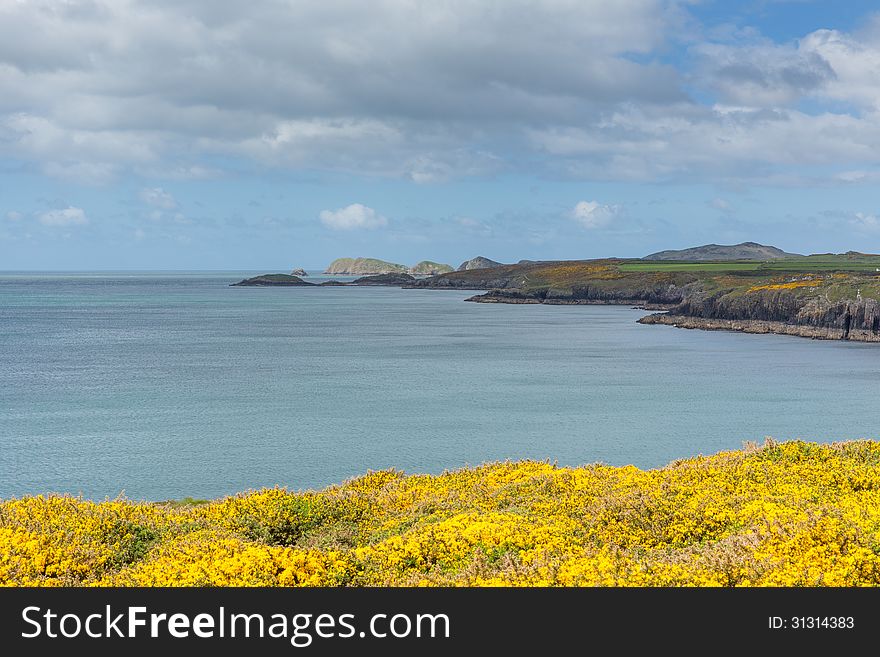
[2,272,878,501]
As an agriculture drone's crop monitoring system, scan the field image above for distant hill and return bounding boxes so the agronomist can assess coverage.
[409,261,454,275]
[325,258,409,275]
[457,256,504,271]
[324,257,453,275]
[644,242,800,261]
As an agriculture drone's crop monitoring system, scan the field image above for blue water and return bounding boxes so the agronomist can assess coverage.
[1,271,878,501]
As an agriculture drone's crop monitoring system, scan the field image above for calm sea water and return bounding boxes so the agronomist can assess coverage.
[2,271,878,500]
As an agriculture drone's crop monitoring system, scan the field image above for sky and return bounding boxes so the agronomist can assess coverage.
[2,0,880,270]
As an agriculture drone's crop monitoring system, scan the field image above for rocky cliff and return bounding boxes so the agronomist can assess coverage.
[640,288,880,341]
[466,283,689,306]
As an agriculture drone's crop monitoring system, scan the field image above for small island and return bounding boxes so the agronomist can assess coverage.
[230,274,315,286]
[231,272,417,287]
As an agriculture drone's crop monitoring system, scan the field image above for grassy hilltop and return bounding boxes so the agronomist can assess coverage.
[3,440,880,587]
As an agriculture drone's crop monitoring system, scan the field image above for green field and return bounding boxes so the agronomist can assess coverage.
[620,254,880,274]
[619,262,763,272]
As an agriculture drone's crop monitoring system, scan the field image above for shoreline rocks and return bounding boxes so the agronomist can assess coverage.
[638,313,880,342]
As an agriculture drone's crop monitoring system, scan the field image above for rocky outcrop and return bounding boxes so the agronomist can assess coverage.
[231,274,315,286]
[290,268,308,276]
[351,273,416,286]
[457,256,504,271]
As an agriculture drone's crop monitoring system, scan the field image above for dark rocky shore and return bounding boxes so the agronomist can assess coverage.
[638,293,880,342]
[639,313,880,342]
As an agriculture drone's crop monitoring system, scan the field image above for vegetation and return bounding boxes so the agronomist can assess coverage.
[619,262,764,272]
[3,440,880,586]
[324,258,409,274]
[323,258,457,275]
[620,253,880,274]
[409,261,454,275]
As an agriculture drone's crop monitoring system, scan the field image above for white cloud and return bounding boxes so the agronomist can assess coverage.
[531,103,880,184]
[0,1,878,188]
[852,212,880,232]
[43,161,118,185]
[0,0,683,182]
[570,201,618,229]
[37,206,88,227]
[834,170,880,183]
[692,40,835,108]
[709,198,732,212]
[319,203,388,230]
[6,211,22,221]
[800,25,880,110]
[140,187,177,209]
[694,20,880,112]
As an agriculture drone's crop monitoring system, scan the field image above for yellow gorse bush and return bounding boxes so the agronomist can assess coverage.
[747,279,819,292]
[3,440,880,587]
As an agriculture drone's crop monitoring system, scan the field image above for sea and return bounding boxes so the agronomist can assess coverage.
[2,271,878,500]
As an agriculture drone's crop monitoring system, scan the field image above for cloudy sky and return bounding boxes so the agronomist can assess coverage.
[2,0,880,270]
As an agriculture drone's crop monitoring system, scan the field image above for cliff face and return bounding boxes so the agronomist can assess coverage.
[654,290,880,339]
[467,282,690,306]
[640,290,880,342]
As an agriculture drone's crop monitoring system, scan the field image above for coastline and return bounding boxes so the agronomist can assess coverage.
[638,313,880,342]
[465,294,674,310]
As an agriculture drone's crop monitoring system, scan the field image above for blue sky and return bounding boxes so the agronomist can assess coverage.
[2,0,880,270]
